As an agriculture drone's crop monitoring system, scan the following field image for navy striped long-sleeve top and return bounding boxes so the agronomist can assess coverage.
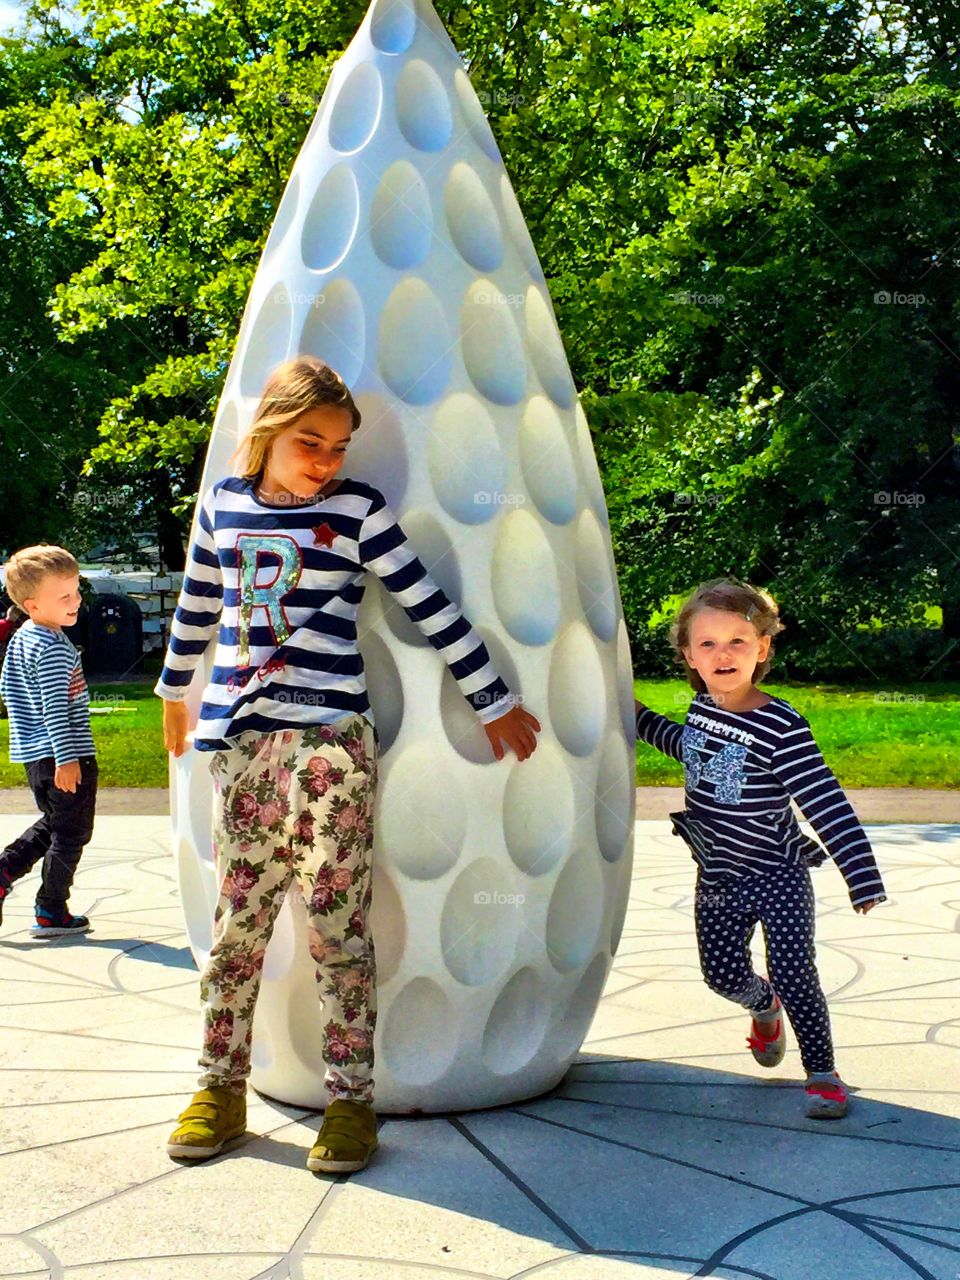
[636,693,886,908]
[0,621,96,765]
[154,476,516,750]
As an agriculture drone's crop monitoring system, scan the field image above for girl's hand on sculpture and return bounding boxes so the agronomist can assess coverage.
[484,704,541,762]
[634,697,648,714]
[162,700,190,757]
[855,898,883,915]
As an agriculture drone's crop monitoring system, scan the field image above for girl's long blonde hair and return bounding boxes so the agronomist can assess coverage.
[669,577,785,692]
[230,357,362,481]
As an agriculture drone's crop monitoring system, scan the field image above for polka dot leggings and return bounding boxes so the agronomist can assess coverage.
[694,863,835,1073]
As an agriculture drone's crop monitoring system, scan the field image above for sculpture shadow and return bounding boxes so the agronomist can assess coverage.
[0,936,197,970]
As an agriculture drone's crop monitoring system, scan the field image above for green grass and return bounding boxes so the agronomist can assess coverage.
[0,683,167,788]
[2,678,957,789]
[635,679,960,789]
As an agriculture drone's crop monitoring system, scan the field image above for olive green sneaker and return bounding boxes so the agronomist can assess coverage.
[307,1098,378,1174]
[166,1086,247,1161]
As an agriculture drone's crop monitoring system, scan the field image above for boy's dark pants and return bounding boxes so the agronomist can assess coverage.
[0,755,98,914]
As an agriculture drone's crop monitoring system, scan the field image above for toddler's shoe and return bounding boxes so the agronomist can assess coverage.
[307,1098,378,1174]
[30,909,91,938]
[167,1086,247,1160]
[805,1072,849,1119]
[747,994,785,1067]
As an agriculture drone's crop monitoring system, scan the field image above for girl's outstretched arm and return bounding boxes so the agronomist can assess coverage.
[155,486,224,758]
[483,704,541,762]
[162,700,190,757]
[358,493,519,727]
[154,486,224,714]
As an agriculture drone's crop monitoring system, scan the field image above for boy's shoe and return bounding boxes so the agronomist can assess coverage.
[167,1086,247,1160]
[30,910,91,938]
[747,995,786,1068]
[307,1098,378,1174]
[805,1072,849,1119]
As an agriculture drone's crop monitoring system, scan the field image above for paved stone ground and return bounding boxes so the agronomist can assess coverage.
[0,814,958,1280]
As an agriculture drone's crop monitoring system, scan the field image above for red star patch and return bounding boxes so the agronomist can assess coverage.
[312,522,338,548]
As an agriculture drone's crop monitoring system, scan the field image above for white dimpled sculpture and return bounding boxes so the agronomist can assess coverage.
[171,0,637,1112]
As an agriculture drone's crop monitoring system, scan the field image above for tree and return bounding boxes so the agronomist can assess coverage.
[555,0,960,676]
[6,0,959,678]
[13,0,368,547]
[0,22,191,565]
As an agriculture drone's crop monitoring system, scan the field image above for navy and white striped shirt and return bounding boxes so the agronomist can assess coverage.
[0,621,96,765]
[636,693,885,907]
[155,476,516,750]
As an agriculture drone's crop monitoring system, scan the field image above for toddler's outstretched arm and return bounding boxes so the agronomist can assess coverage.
[484,704,541,761]
[769,719,886,910]
[634,697,685,762]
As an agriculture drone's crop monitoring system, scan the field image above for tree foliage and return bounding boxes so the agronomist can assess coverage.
[1,0,958,674]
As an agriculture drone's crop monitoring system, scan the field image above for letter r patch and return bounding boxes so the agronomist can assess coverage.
[236,534,302,664]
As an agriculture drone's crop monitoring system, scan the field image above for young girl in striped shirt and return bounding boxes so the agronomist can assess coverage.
[635,578,885,1119]
[157,356,540,1172]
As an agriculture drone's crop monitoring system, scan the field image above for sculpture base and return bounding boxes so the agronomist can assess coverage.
[250,1060,573,1116]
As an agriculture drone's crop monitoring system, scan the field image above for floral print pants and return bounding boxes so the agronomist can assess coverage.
[196,715,378,1103]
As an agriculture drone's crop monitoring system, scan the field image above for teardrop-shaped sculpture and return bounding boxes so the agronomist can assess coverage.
[170,0,636,1112]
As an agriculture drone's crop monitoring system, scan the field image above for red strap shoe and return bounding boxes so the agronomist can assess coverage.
[747,995,786,1067]
[805,1073,848,1119]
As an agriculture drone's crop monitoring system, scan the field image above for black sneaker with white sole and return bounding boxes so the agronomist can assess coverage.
[30,911,91,938]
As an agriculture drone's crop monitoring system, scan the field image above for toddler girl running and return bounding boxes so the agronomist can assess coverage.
[635,578,885,1119]
[156,357,540,1172]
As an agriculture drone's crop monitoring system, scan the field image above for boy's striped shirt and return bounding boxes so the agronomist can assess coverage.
[0,621,96,765]
[636,692,885,908]
[155,476,516,749]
